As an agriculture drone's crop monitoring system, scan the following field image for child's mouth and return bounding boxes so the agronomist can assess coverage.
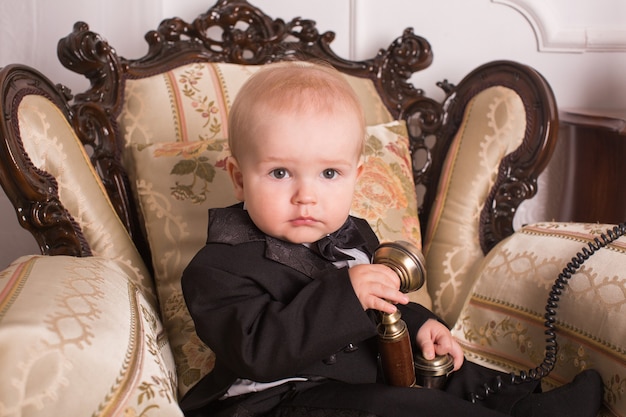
[291,216,318,226]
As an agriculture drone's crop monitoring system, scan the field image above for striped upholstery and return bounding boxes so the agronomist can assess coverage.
[452,222,626,417]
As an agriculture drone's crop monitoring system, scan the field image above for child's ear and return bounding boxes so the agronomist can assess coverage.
[227,156,245,201]
[356,160,364,178]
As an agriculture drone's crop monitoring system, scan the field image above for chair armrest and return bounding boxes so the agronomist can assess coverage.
[451,222,626,416]
[0,255,183,417]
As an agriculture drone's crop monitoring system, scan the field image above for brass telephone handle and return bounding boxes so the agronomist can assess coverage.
[373,241,426,387]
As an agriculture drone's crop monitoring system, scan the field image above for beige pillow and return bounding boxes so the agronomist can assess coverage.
[0,255,182,417]
[130,139,235,396]
[127,120,426,396]
[355,121,423,249]
[451,222,626,417]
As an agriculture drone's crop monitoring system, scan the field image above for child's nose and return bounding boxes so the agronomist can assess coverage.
[292,180,316,205]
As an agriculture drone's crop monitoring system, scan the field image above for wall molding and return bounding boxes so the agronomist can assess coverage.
[493,0,626,52]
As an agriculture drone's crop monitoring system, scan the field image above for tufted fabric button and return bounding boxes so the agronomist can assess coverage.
[343,343,359,353]
[323,354,337,365]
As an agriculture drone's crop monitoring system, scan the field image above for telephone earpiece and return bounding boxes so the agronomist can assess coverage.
[373,241,426,293]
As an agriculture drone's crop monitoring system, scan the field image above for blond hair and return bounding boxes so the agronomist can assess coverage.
[228,61,365,158]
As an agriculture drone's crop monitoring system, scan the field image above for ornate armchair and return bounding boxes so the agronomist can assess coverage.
[1,1,623,416]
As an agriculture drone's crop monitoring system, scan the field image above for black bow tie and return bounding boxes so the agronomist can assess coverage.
[311,217,368,262]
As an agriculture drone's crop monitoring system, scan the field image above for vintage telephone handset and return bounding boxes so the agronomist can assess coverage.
[374,222,626,399]
[372,241,428,387]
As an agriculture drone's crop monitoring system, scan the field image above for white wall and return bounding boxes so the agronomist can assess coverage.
[1,0,625,268]
[354,0,626,110]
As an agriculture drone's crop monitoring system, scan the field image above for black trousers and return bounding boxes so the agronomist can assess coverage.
[191,361,541,417]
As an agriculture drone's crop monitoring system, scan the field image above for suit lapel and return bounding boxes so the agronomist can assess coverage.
[265,236,337,277]
[207,205,379,278]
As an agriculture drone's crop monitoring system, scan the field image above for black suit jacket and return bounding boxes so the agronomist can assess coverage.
[180,205,437,412]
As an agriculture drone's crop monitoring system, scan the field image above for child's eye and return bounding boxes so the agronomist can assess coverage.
[270,168,289,179]
[321,169,338,179]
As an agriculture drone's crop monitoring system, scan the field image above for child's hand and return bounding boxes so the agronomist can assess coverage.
[348,264,409,314]
[416,319,465,371]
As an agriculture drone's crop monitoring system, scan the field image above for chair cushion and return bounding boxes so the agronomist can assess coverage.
[126,120,427,396]
[422,85,527,326]
[451,222,626,417]
[0,255,182,417]
[16,94,154,304]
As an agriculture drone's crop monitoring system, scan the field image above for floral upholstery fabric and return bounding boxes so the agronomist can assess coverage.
[422,86,526,326]
[127,120,427,397]
[452,222,626,417]
[129,139,234,395]
[0,255,182,417]
[117,62,393,148]
[16,95,154,305]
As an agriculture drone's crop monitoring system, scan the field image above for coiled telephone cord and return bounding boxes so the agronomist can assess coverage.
[469,222,626,403]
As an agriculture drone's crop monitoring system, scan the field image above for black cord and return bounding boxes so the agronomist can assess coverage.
[469,222,626,403]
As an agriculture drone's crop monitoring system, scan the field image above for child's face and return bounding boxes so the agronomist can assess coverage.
[228,108,363,244]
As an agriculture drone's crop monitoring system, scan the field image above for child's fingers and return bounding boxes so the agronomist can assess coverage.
[449,341,465,371]
[349,264,408,311]
[369,296,398,314]
[420,339,436,360]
